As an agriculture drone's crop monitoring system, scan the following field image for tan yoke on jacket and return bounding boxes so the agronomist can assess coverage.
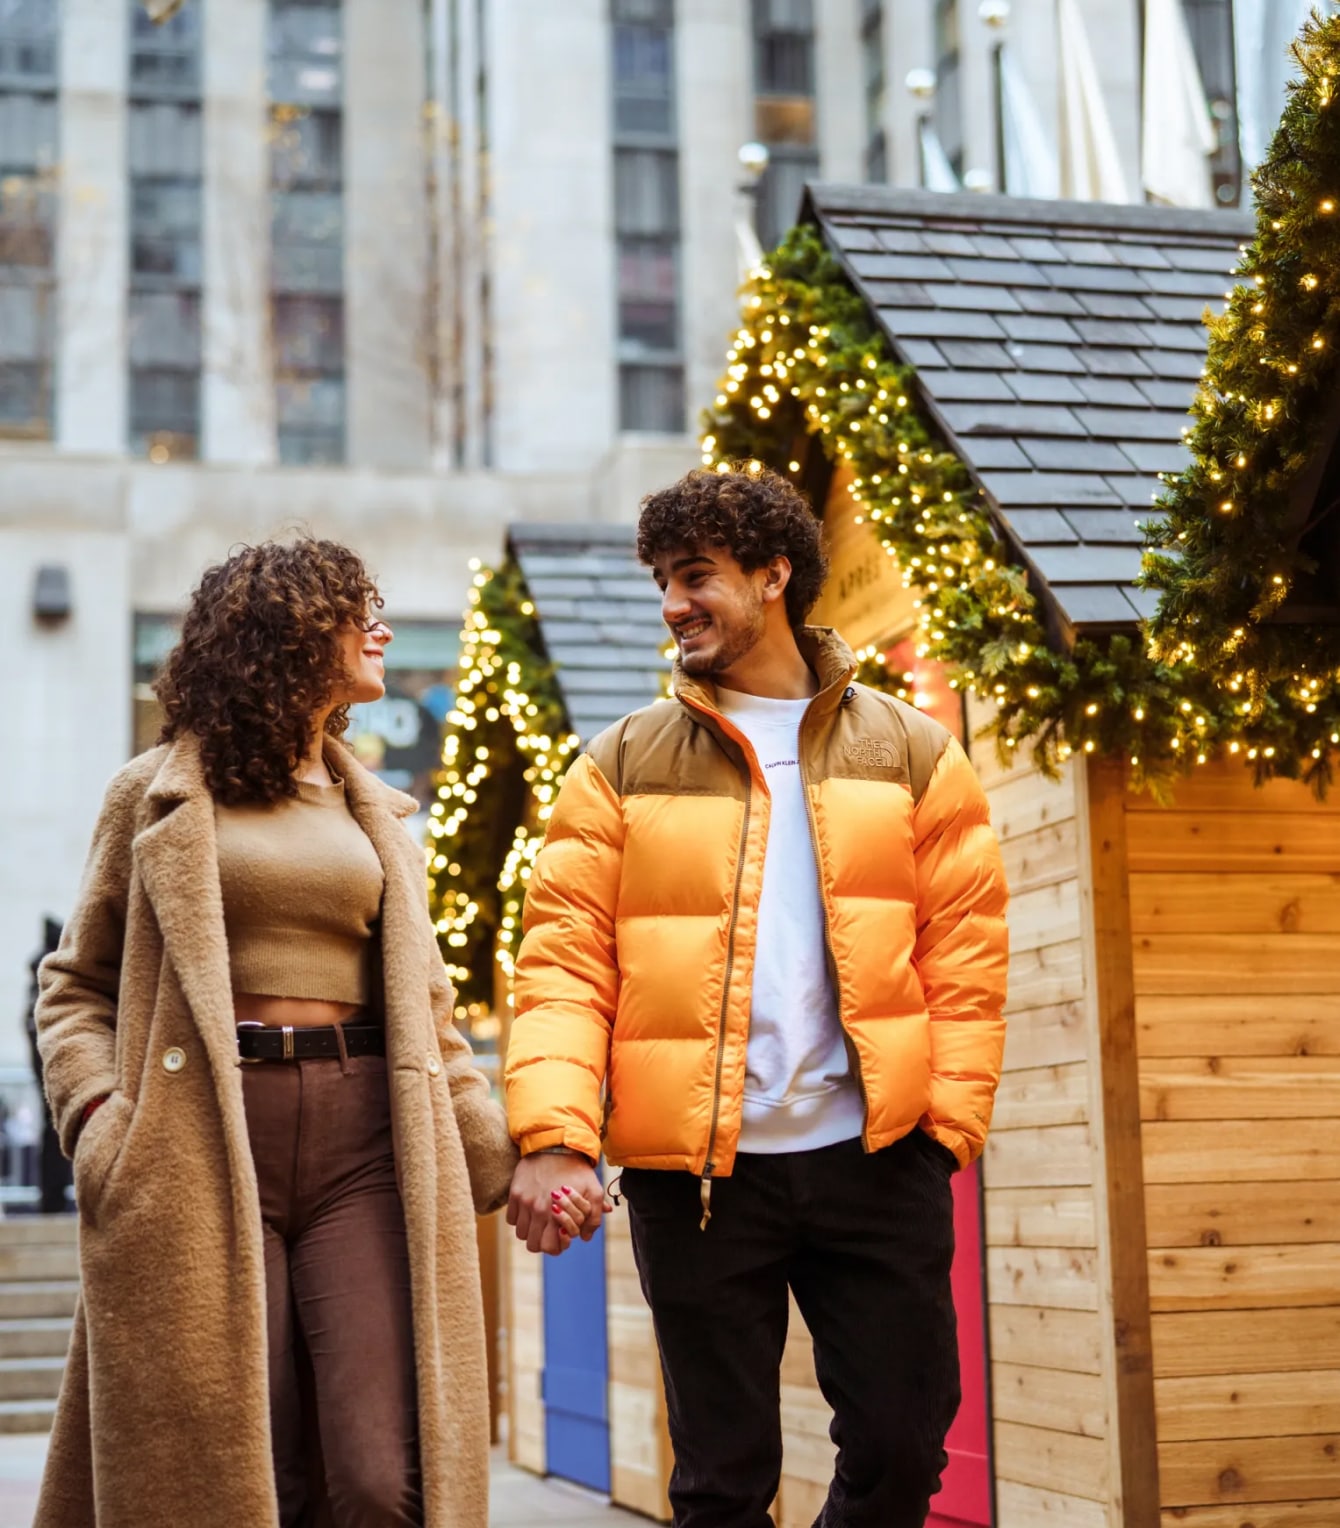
[508,626,1010,1181]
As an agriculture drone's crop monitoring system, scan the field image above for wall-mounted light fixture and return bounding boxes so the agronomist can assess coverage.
[735,141,771,275]
[33,565,72,624]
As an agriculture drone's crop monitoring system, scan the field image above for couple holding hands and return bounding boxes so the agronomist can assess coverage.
[33,467,1008,1528]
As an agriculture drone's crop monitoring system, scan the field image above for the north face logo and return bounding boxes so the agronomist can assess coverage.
[845,739,898,770]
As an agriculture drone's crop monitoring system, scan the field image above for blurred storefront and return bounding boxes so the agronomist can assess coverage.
[133,612,459,817]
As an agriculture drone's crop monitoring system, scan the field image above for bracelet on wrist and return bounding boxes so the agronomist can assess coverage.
[532,1145,594,1166]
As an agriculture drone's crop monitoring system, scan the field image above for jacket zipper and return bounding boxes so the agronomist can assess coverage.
[679,671,859,1221]
[700,769,752,1229]
[798,713,871,1150]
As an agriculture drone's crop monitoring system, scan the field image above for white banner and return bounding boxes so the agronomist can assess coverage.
[1142,0,1217,207]
[1233,0,1314,171]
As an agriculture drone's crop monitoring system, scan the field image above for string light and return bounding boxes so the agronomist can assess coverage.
[1140,6,1340,791]
[698,196,1338,791]
[425,564,596,1022]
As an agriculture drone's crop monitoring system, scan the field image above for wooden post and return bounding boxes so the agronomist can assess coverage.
[1075,756,1160,1526]
[505,1231,547,1472]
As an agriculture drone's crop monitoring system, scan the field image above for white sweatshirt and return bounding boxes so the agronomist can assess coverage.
[716,687,866,1154]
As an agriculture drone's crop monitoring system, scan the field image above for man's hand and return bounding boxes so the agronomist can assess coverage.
[507,1151,608,1256]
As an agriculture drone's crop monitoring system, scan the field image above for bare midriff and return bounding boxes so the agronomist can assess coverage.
[234,994,365,1030]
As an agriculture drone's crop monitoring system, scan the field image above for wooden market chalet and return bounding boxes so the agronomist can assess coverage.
[484,185,1340,1528]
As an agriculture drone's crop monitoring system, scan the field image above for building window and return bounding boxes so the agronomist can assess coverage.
[271,187,342,292]
[0,0,58,439]
[618,239,678,353]
[614,148,680,236]
[612,0,683,434]
[751,0,818,247]
[619,363,684,434]
[1181,0,1241,206]
[269,0,345,466]
[753,0,814,96]
[613,8,674,137]
[861,0,886,183]
[933,0,963,177]
[129,1,198,98]
[127,2,202,461]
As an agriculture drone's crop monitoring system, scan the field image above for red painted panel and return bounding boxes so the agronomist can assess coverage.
[928,1160,992,1527]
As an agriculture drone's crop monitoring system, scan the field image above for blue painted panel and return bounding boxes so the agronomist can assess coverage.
[542,1363,608,1424]
[543,1219,611,1493]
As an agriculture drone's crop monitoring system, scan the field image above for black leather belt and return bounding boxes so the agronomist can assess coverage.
[236,1020,385,1063]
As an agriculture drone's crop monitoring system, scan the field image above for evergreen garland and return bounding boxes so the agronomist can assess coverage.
[425,561,578,1018]
[1145,8,1340,779]
[428,15,1340,1008]
[699,219,1333,790]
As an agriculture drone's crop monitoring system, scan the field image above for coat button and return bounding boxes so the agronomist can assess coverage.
[162,1047,186,1074]
[426,1055,441,1077]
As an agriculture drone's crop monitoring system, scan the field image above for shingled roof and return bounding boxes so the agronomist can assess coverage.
[804,183,1256,637]
[506,524,670,744]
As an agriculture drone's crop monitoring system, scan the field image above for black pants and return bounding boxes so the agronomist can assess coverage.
[621,1134,960,1528]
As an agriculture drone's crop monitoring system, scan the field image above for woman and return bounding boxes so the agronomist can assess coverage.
[32,539,573,1528]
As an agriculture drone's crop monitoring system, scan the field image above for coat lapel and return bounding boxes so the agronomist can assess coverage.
[132,735,241,1098]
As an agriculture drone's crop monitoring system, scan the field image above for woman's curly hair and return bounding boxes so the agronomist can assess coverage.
[636,466,828,628]
[156,538,382,805]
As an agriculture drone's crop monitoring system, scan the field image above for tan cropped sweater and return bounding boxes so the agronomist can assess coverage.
[215,778,385,1005]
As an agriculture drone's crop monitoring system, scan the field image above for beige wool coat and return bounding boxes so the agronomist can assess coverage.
[33,733,517,1528]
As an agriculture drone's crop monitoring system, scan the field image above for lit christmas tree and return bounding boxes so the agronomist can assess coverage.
[425,561,578,1022]
[1145,7,1340,780]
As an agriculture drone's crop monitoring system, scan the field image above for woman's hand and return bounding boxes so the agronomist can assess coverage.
[549,1185,594,1248]
[508,1151,608,1255]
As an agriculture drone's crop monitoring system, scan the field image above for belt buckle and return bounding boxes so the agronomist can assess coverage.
[236,1020,266,1065]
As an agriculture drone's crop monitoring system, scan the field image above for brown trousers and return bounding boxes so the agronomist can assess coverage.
[242,1054,423,1528]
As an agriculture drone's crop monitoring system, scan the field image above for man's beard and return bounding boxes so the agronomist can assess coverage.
[679,598,766,677]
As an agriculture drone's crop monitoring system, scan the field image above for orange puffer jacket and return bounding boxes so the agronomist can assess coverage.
[507,628,1009,1186]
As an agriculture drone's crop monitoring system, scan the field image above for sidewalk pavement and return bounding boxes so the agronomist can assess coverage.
[0,1434,651,1527]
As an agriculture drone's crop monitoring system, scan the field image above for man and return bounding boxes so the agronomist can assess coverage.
[25,918,70,1215]
[505,466,1009,1528]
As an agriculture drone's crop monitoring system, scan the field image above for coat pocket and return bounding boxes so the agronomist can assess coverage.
[72,1092,133,1224]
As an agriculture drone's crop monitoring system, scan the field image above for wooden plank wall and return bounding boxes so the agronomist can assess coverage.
[506,1235,546,1473]
[502,1207,673,1515]
[606,1199,673,1519]
[967,702,1111,1527]
[779,1300,832,1526]
[1127,762,1340,1525]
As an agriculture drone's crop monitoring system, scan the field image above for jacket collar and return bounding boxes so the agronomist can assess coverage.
[673,625,858,722]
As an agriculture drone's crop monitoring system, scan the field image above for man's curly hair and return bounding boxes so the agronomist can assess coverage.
[636,466,828,629]
[156,538,382,805]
